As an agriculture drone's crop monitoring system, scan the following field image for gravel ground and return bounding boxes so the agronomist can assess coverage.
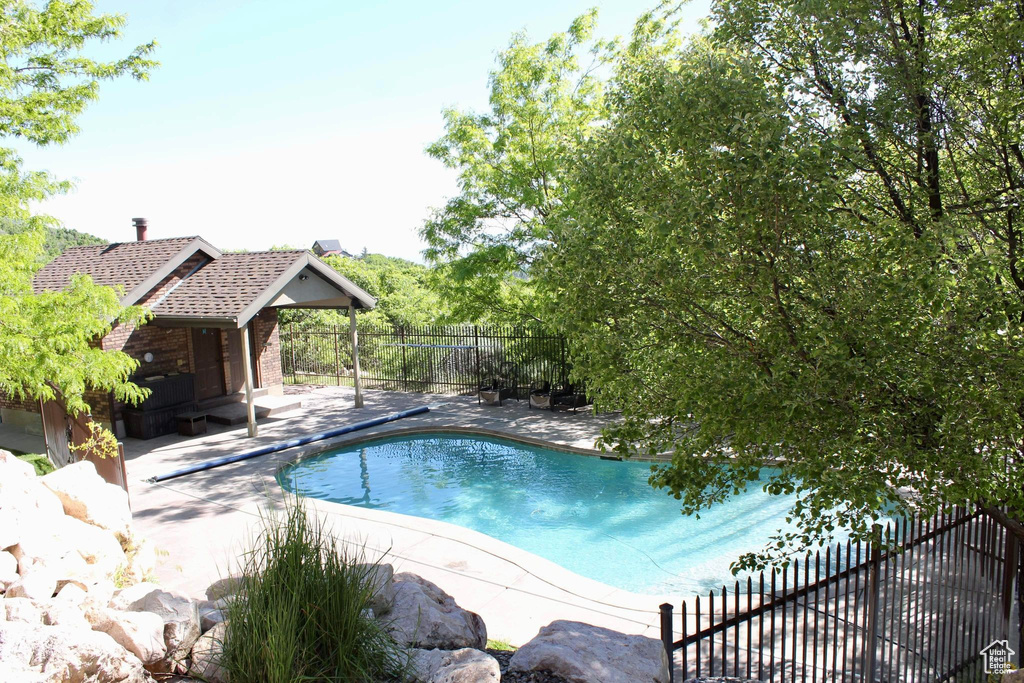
[486,648,573,683]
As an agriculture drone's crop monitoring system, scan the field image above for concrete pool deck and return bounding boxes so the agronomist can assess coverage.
[115,386,688,646]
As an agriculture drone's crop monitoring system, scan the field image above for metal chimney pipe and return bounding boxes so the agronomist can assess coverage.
[132,217,148,241]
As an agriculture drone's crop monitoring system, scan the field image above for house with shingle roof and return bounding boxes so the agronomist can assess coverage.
[311,239,353,259]
[0,219,375,459]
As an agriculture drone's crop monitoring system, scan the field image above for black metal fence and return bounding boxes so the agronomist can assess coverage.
[280,324,571,396]
[660,507,1019,682]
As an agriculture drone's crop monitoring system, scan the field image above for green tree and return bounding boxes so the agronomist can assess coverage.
[0,219,106,260]
[547,0,1024,565]
[421,10,614,324]
[0,1,156,438]
[0,229,149,416]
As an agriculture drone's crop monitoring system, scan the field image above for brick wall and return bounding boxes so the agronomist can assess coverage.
[253,308,282,388]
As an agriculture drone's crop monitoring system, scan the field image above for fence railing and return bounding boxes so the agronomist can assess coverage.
[280,324,571,396]
[660,507,1018,682]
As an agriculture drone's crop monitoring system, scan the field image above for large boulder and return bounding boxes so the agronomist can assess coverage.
[508,620,670,683]
[0,549,18,590]
[59,515,128,580]
[0,471,66,537]
[385,573,486,650]
[4,597,43,624]
[0,509,20,552]
[407,647,500,683]
[205,575,242,602]
[41,461,132,540]
[0,449,35,479]
[39,600,91,630]
[89,607,167,667]
[108,581,162,611]
[357,562,396,615]
[6,567,57,601]
[189,621,229,683]
[0,621,148,682]
[125,587,201,670]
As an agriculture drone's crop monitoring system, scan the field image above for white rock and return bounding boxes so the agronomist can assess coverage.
[0,549,18,589]
[0,475,65,531]
[90,607,167,667]
[4,597,42,623]
[55,582,88,606]
[0,509,19,551]
[6,568,57,601]
[200,605,226,632]
[357,562,396,615]
[41,460,132,539]
[189,621,229,683]
[58,516,128,580]
[508,620,670,683]
[385,573,487,650]
[0,621,148,682]
[40,600,91,630]
[108,581,161,611]
[408,647,500,683]
[0,449,35,479]
[205,575,242,601]
[126,587,201,669]
[9,511,95,582]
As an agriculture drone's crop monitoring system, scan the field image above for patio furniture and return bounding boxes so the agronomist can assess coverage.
[528,381,553,410]
[123,372,197,440]
[479,383,516,406]
[176,411,208,437]
[553,385,589,413]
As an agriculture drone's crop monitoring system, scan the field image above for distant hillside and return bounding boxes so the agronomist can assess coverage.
[0,222,107,262]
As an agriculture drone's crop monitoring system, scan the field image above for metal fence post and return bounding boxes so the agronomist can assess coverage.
[474,326,481,403]
[660,603,674,683]
[400,326,408,392]
[863,529,882,681]
[333,324,341,386]
[288,323,296,380]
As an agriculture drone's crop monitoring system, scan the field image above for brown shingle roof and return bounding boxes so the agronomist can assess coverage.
[151,251,307,320]
[33,237,203,299]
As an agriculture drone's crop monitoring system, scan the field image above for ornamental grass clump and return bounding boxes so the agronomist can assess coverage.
[222,498,407,682]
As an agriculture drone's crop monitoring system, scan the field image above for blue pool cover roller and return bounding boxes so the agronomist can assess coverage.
[146,405,431,483]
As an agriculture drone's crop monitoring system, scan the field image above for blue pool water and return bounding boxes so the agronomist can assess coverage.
[277,432,803,594]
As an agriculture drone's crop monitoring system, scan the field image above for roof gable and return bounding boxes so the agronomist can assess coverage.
[33,236,221,305]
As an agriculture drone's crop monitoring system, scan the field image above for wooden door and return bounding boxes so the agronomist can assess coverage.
[192,328,225,400]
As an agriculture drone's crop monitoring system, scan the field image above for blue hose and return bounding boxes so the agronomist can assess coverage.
[146,405,431,483]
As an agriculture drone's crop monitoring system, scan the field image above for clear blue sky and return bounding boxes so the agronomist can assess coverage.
[24,0,710,261]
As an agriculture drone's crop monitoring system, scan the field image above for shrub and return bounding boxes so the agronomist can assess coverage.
[221,498,407,682]
[15,453,55,476]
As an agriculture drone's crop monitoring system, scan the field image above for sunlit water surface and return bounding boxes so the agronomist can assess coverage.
[277,433,806,594]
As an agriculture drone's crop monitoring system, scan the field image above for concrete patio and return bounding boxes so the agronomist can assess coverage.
[92,385,689,647]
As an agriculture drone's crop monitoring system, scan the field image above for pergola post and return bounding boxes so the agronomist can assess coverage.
[348,305,363,408]
[241,324,258,437]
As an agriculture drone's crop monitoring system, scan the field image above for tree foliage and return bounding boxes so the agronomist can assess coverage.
[0,219,106,260]
[546,0,1024,564]
[0,1,156,425]
[421,10,614,324]
[0,229,149,416]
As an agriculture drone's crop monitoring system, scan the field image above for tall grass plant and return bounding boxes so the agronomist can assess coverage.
[221,498,407,682]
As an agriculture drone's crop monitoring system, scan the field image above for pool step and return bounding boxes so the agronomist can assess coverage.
[205,396,303,425]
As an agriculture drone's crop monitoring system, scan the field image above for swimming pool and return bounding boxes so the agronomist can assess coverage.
[277,432,803,594]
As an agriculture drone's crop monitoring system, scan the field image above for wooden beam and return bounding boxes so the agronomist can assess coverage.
[241,325,258,437]
[348,306,364,408]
